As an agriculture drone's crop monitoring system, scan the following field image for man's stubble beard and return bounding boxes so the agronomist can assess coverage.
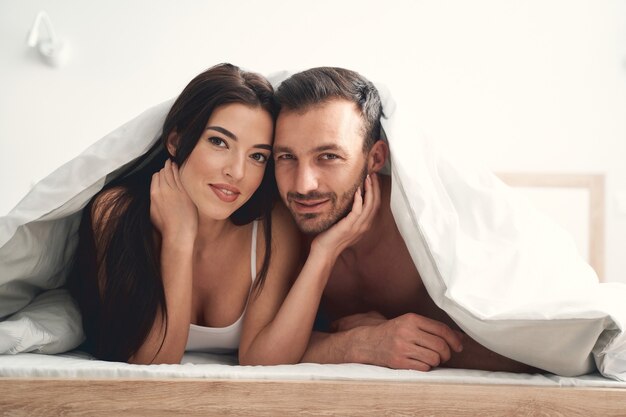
[291,163,369,235]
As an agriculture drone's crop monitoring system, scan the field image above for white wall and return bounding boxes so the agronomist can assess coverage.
[1,0,625,282]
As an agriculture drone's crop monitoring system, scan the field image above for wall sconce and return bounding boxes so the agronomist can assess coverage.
[27,11,69,67]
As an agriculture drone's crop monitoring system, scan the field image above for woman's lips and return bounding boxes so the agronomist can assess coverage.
[210,184,240,203]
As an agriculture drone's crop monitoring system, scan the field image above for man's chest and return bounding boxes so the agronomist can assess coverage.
[322,251,428,320]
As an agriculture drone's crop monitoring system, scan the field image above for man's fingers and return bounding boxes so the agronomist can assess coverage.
[388,356,432,372]
[411,333,452,363]
[413,316,464,353]
[408,344,446,368]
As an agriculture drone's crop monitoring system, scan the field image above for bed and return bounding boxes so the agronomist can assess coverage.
[2,351,626,416]
[2,76,626,414]
[2,172,625,416]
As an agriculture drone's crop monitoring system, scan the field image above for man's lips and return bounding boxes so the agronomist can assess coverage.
[210,184,240,203]
[291,199,330,214]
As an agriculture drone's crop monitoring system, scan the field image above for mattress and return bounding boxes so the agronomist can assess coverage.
[1,352,625,389]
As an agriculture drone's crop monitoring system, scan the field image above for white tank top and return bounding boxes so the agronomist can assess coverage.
[185,221,258,353]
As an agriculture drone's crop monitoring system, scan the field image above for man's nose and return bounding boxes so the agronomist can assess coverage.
[294,163,319,194]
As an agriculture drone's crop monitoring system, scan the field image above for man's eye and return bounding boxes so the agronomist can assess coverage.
[276,154,294,160]
[209,137,227,147]
[251,153,268,163]
[320,153,339,160]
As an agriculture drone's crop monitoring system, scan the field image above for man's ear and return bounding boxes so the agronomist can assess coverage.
[367,140,389,173]
[166,131,180,157]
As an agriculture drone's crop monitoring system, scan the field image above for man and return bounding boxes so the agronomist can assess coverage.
[272,67,536,372]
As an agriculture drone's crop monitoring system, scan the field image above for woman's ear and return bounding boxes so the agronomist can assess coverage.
[367,140,389,173]
[166,131,180,157]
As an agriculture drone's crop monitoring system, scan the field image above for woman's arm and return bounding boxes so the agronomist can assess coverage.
[238,174,381,365]
[129,159,198,364]
[128,234,194,364]
[92,160,197,364]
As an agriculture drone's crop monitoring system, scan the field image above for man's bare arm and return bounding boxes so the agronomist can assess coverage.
[301,313,464,372]
[303,313,540,373]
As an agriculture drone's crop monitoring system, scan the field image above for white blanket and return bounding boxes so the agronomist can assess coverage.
[1,74,625,380]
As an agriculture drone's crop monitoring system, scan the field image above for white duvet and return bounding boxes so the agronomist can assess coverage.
[1,73,625,380]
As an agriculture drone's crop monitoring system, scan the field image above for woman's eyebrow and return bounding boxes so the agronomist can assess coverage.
[207,126,271,151]
[207,126,236,140]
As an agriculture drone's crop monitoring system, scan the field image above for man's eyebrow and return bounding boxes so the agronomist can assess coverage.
[208,126,271,151]
[273,145,294,154]
[312,144,346,154]
[273,144,348,155]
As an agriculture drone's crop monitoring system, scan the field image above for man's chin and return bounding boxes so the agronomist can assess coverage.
[294,213,334,235]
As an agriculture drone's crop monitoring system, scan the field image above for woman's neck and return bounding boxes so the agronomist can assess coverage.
[194,216,238,250]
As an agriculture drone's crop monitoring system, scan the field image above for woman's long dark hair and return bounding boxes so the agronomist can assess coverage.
[67,63,277,362]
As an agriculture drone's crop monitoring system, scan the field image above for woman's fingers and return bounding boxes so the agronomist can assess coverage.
[154,159,185,192]
[352,173,380,232]
[171,161,184,189]
[150,171,162,201]
[159,159,174,188]
[351,186,363,216]
[358,174,375,222]
[371,172,381,214]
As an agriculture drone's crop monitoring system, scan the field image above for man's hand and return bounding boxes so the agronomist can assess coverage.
[349,313,464,371]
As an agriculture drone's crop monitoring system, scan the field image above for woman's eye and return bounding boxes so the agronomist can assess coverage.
[251,153,269,163]
[209,137,227,147]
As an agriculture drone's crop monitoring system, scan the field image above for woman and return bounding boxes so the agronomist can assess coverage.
[68,63,379,365]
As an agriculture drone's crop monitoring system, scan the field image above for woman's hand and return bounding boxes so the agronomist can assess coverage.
[150,159,198,244]
[311,173,381,259]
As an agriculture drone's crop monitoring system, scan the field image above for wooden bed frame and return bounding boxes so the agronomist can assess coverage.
[2,378,626,416]
[2,172,624,416]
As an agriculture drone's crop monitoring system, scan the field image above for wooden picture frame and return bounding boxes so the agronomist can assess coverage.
[497,172,605,280]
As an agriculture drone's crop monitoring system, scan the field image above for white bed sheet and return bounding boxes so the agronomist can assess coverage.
[1,352,625,389]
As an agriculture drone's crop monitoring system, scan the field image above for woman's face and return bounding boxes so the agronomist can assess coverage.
[175,103,274,221]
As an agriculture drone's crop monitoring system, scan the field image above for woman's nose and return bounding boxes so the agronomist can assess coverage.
[224,154,245,181]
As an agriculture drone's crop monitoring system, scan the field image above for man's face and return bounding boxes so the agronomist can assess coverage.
[273,99,369,234]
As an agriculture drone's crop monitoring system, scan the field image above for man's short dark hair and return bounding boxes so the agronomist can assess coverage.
[275,67,383,152]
